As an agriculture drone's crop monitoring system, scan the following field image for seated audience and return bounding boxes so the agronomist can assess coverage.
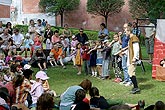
[60,79,92,110]
[71,89,90,110]
[30,71,49,108]
[36,93,54,110]
[50,43,66,69]
[35,48,47,70]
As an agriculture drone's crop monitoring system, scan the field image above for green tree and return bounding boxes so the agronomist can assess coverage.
[39,0,80,27]
[87,0,124,27]
[129,0,165,19]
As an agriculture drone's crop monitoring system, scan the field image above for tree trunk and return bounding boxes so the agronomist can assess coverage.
[104,16,108,27]
[60,13,64,27]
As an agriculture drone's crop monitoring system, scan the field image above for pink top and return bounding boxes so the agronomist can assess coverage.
[34,36,41,46]
[51,35,61,44]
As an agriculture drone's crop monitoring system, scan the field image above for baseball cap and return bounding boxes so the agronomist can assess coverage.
[35,71,49,80]
[23,64,31,70]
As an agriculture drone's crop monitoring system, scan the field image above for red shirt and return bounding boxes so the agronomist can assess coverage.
[82,46,90,60]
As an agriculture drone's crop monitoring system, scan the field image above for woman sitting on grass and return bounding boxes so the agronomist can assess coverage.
[60,79,92,110]
[35,48,47,71]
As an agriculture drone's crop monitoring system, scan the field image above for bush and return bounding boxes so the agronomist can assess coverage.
[13,25,145,45]
[14,25,111,40]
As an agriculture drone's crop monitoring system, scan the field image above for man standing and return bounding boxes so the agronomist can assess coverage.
[75,28,88,45]
[125,27,141,94]
[144,21,155,64]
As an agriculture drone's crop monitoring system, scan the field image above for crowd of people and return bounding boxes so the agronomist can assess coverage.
[0,18,163,110]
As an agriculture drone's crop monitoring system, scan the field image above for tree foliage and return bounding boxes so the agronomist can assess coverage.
[39,0,80,26]
[129,0,165,19]
[87,0,125,26]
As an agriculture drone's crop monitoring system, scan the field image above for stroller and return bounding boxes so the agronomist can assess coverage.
[112,55,123,83]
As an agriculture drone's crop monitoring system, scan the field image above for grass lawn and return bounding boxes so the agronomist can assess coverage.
[32,46,165,108]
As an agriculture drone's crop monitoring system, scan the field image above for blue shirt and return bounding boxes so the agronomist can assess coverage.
[98,28,109,40]
[121,34,129,48]
[132,28,141,37]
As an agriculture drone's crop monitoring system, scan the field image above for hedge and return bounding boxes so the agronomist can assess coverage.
[13,25,145,45]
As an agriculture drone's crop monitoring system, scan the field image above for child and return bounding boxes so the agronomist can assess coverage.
[71,35,78,67]
[24,33,34,58]
[89,87,123,109]
[89,87,110,109]
[75,43,83,75]
[5,51,13,65]
[45,33,52,50]
[82,41,90,75]
[0,54,9,71]
[36,93,54,110]
[60,35,69,57]
[31,30,43,56]
[3,69,12,84]
[50,43,66,69]
[88,41,97,77]
[96,41,103,78]
[47,52,58,67]
[110,33,122,83]
[71,89,90,110]
[35,48,47,70]
[101,40,111,80]
[30,71,49,108]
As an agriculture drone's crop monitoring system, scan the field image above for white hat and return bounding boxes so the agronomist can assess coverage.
[103,39,109,43]
[35,29,41,35]
[23,64,31,70]
[72,35,76,39]
[85,41,89,45]
[35,71,49,80]
[25,33,30,37]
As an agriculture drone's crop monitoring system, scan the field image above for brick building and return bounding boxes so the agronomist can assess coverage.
[13,0,133,31]
[12,0,55,25]
[0,0,12,22]
[56,0,133,31]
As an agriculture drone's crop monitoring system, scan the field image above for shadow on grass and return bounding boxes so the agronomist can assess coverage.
[138,77,148,83]
[139,84,154,90]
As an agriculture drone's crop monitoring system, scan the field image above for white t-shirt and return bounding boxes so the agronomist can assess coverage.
[145,23,155,38]
[12,33,24,45]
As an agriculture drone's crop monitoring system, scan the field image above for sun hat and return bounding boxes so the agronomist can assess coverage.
[84,41,89,45]
[35,29,41,35]
[103,39,109,43]
[25,33,30,37]
[35,71,49,80]
[72,35,76,39]
[23,64,31,70]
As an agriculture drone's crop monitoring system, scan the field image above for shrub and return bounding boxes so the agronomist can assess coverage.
[13,25,145,45]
